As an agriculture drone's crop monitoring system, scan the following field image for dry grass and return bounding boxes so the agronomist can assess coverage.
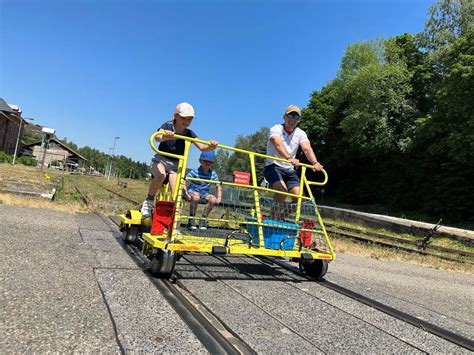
[325,217,474,255]
[0,164,63,185]
[69,174,144,215]
[332,237,473,274]
[0,192,85,213]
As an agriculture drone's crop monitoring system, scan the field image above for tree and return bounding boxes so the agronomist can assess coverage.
[214,148,231,178]
[217,127,270,182]
[419,0,473,52]
[298,1,473,224]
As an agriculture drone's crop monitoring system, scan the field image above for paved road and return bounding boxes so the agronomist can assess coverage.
[0,205,204,353]
[1,204,472,353]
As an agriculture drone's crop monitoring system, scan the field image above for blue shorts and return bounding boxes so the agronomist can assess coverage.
[264,164,300,191]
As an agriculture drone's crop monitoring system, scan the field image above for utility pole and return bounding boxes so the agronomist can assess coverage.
[105,147,112,179]
[12,117,34,165]
[108,136,120,180]
[39,127,55,172]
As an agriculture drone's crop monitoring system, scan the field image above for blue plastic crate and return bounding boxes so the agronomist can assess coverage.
[246,218,301,250]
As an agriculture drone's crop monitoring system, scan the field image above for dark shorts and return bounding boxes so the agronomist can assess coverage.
[264,164,300,191]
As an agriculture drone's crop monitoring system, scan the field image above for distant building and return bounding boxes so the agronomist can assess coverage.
[22,138,87,169]
[0,98,25,155]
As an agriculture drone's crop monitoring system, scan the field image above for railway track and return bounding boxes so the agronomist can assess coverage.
[75,182,472,264]
[71,179,474,351]
[326,223,474,264]
[99,213,255,355]
[263,257,474,352]
[98,184,140,205]
[74,183,139,214]
[102,212,473,352]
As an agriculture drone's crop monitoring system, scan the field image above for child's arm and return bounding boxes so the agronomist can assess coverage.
[182,179,191,201]
[183,170,195,202]
[212,171,222,204]
[155,129,175,142]
[216,184,222,204]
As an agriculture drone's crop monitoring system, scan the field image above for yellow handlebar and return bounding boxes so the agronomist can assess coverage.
[149,131,328,185]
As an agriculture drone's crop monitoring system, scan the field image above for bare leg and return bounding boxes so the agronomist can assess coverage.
[148,162,167,196]
[271,180,288,220]
[272,180,288,203]
[185,192,201,229]
[167,172,178,197]
[288,186,300,202]
[203,195,217,217]
[288,186,300,245]
[189,192,200,217]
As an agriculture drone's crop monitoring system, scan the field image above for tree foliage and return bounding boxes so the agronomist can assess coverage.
[300,0,473,225]
[75,145,149,179]
[216,127,270,182]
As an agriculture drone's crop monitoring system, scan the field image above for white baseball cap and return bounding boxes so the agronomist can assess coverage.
[175,102,195,117]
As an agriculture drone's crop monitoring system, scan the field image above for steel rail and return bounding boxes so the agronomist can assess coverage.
[74,185,94,208]
[102,214,255,355]
[326,223,474,258]
[98,184,140,205]
[262,256,474,352]
[328,229,474,265]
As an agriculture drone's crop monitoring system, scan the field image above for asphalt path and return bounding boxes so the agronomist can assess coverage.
[0,205,204,353]
[1,204,472,353]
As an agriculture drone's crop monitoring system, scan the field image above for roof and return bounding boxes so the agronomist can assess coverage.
[0,98,16,113]
[24,138,88,161]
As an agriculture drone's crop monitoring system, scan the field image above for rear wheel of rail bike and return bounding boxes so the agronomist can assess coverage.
[299,259,328,280]
[122,225,139,244]
[149,249,177,278]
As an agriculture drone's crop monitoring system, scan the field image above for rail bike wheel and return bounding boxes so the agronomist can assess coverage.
[299,259,328,280]
[149,249,177,279]
[122,225,139,244]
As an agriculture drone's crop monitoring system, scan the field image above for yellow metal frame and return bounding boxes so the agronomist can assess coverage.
[119,209,143,225]
[142,132,335,261]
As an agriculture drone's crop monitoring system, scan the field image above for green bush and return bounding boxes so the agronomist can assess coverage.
[0,151,13,163]
[16,156,37,166]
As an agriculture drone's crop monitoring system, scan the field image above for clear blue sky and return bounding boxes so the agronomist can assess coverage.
[1,0,433,164]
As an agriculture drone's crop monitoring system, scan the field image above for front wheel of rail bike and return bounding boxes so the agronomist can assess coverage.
[299,259,328,280]
[122,225,139,244]
[149,250,177,279]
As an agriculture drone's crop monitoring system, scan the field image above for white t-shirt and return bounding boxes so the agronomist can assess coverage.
[265,124,309,169]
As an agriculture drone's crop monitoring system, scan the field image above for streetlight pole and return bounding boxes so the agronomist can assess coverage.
[12,117,34,165]
[105,147,112,177]
[108,136,120,180]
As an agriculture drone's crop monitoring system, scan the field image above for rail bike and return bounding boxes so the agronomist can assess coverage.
[119,132,335,280]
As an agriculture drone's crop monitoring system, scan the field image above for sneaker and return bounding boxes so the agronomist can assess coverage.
[140,198,154,217]
[186,219,197,230]
[199,219,208,230]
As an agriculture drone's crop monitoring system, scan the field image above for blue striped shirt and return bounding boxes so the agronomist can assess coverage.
[186,166,219,196]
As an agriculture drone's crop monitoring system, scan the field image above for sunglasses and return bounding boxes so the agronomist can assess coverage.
[202,160,214,164]
[287,113,301,120]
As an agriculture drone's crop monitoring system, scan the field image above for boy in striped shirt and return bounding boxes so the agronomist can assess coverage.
[183,151,222,229]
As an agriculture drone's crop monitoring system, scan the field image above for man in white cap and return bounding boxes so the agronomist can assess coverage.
[264,104,323,205]
[140,102,218,217]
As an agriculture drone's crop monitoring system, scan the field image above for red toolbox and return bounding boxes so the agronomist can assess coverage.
[151,201,176,236]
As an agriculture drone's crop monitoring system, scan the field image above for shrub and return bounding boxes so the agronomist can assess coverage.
[17,156,37,166]
[0,151,13,163]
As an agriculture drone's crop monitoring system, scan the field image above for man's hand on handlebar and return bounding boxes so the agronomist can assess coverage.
[313,162,324,172]
[289,158,300,167]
